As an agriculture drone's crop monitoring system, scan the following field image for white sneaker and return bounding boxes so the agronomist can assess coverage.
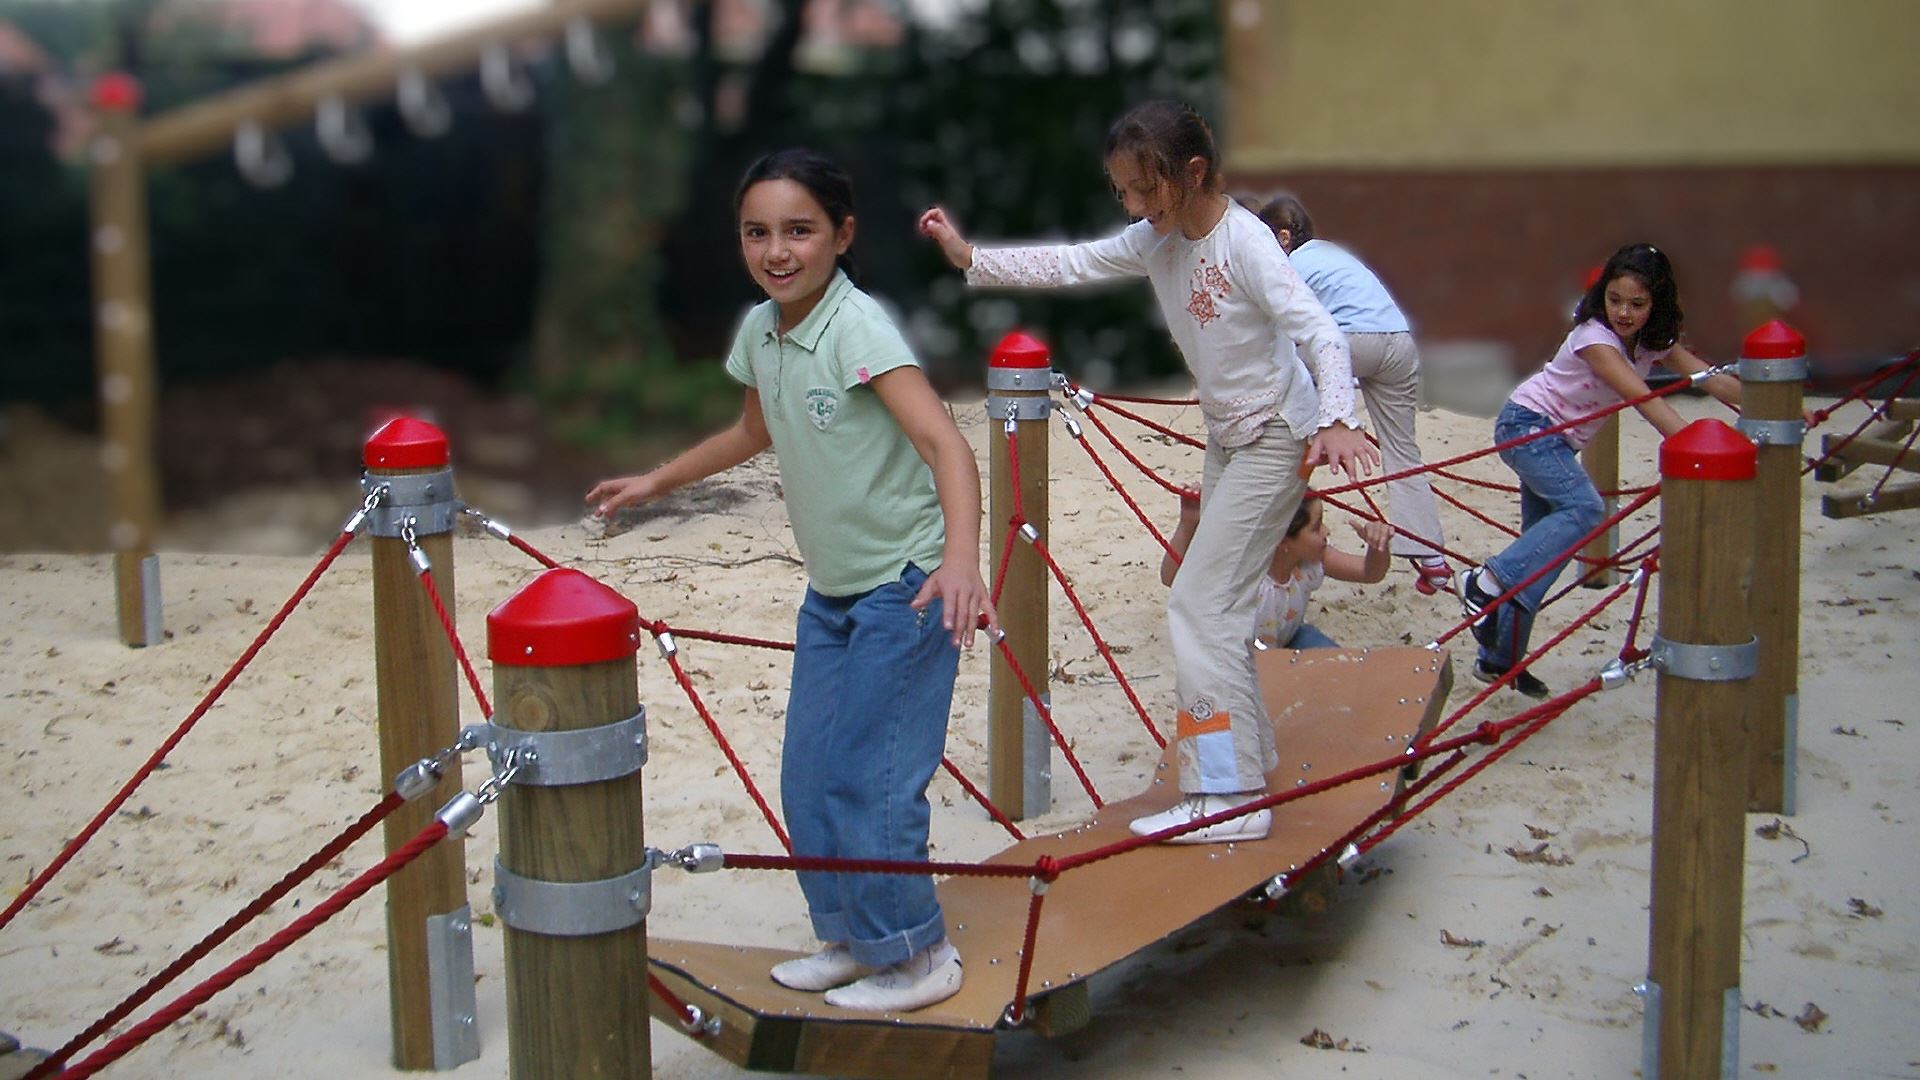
[823,940,963,1012]
[770,943,866,992]
[1128,793,1271,844]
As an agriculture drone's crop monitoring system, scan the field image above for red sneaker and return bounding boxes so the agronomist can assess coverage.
[1412,559,1455,596]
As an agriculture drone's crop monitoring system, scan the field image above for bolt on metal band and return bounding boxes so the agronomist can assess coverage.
[1737,356,1809,383]
[492,858,651,936]
[483,709,647,788]
[1736,416,1806,447]
[986,394,1052,422]
[986,367,1055,391]
[1646,634,1759,681]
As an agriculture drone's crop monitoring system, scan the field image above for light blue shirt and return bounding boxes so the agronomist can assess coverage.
[1286,238,1410,334]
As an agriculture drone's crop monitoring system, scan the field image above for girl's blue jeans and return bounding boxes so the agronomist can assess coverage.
[782,562,958,968]
[1480,402,1604,670]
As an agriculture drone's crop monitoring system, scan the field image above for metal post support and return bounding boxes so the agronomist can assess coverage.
[1736,320,1808,814]
[986,331,1053,819]
[86,75,165,647]
[486,568,650,1079]
[1579,415,1620,587]
[1644,419,1757,1080]
[365,417,476,1070]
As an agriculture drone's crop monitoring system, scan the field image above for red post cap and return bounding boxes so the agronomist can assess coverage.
[364,416,449,469]
[1737,244,1784,274]
[1660,419,1756,482]
[1740,319,1805,360]
[90,73,142,113]
[488,568,640,666]
[990,330,1051,369]
[1582,263,1605,290]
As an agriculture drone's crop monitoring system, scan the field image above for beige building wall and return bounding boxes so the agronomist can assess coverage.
[1222,0,1920,169]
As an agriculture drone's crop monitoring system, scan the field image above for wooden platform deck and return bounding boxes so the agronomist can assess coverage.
[648,645,1453,1078]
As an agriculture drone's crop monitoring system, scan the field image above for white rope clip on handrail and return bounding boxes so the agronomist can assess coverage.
[233,120,292,189]
[565,16,616,84]
[481,42,537,112]
[397,68,452,138]
[315,94,373,165]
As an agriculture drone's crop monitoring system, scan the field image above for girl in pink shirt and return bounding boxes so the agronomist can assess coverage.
[1458,244,1742,697]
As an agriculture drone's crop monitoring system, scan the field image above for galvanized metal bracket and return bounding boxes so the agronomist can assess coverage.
[360,468,457,538]
[1782,692,1799,815]
[1737,356,1809,383]
[138,553,163,647]
[986,367,1055,392]
[1647,634,1759,682]
[424,904,481,1068]
[1736,416,1806,447]
[1721,986,1741,1078]
[483,708,647,788]
[985,394,1053,422]
[1022,694,1053,816]
[1636,979,1662,1079]
[492,859,651,937]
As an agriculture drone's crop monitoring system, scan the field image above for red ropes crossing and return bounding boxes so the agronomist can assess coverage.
[0,528,359,933]
[26,792,408,1078]
[51,819,452,1080]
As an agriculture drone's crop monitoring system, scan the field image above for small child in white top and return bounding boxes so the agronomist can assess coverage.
[1161,492,1392,650]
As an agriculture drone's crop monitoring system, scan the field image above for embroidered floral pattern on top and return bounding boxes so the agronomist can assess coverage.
[1186,257,1233,327]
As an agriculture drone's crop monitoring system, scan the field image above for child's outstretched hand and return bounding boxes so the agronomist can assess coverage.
[585,473,659,518]
[1306,424,1381,482]
[917,207,974,271]
[913,562,999,649]
[1349,517,1393,553]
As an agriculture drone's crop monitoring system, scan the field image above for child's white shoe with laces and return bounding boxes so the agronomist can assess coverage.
[1128,793,1271,844]
[822,940,963,1012]
[770,943,866,992]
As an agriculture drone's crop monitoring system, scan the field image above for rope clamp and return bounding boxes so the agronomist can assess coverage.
[1646,634,1759,682]
[483,709,647,788]
[656,842,725,873]
[1736,416,1806,447]
[344,484,386,534]
[1689,363,1738,386]
[403,518,433,574]
[435,790,485,836]
[1599,657,1638,691]
[1018,522,1040,544]
[1058,412,1084,440]
[679,1003,723,1038]
[460,504,513,540]
[655,629,678,660]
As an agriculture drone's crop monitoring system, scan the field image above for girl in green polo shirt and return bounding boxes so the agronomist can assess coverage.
[588,148,996,1014]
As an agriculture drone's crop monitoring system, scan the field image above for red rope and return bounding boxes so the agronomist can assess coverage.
[1091,391,1198,407]
[665,626,795,651]
[1087,398,1206,450]
[659,643,790,852]
[1006,859,1058,1025]
[28,792,407,1078]
[417,566,492,719]
[1030,537,1166,748]
[647,972,713,1039]
[941,757,1026,841]
[508,532,562,570]
[0,529,357,932]
[1066,425,1177,557]
[991,633,1105,807]
[1080,406,1191,497]
[1260,751,1467,906]
[721,850,1037,879]
[52,820,451,1080]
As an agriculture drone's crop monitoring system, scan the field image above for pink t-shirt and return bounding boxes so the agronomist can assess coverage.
[1510,319,1672,449]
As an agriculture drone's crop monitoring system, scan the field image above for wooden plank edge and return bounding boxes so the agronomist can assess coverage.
[1822,479,1920,519]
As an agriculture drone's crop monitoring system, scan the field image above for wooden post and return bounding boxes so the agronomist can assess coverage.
[1644,419,1756,1080]
[1737,321,1807,814]
[487,568,649,1078]
[1578,415,1619,587]
[986,331,1053,819]
[87,74,165,647]
[366,417,476,1069]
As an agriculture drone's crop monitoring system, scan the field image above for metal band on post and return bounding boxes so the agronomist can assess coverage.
[483,710,648,787]
[361,467,458,537]
[492,861,650,936]
[1734,417,1805,447]
[1646,635,1759,681]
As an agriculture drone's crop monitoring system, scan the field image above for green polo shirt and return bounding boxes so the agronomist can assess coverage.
[724,270,946,596]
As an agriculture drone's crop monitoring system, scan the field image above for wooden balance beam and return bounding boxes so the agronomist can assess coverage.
[648,645,1453,1079]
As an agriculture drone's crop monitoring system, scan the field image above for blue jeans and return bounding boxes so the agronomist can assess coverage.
[782,562,958,967]
[1285,623,1339,650]
[1480,402,1604,669]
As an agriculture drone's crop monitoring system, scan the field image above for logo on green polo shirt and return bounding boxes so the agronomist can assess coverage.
[804,387,840,430]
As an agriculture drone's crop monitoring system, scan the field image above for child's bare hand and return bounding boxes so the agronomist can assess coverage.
[1350,517,1393,552]
[1176,489,1201,529]
[1306,425,1380,482]
[912,563,999,649]
[585,474,658,518]
[917,207,974,270]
